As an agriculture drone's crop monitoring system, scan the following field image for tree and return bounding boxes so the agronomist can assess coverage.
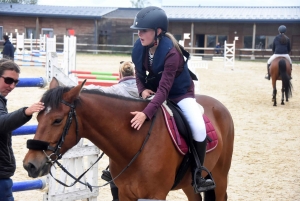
[130,0,150,8]
[0,0,38,4]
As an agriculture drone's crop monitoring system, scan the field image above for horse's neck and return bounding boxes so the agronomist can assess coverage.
[78,93,147,162]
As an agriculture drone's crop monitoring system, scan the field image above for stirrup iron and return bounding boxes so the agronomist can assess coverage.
[192,166,216,193]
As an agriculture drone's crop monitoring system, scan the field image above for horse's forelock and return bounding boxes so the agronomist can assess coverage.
[41,87,72,109]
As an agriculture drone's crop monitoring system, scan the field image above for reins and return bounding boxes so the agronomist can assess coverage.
[27,99,157,192]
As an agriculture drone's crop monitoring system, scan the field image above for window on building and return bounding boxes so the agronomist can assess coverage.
[255,35,266,49]
[41,28,54,38]
[206,35,227,47]
[132,33,139,45]
[206,35,216,47]
[99,31,108,44]
[266,36,275,49]
[26,28,36,39]
[218,35,227,47]
[244,35,273,49]
[244,36,253,48]
[0,26,3,40]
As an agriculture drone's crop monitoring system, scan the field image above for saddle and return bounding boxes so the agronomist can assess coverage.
[162,100,218,189]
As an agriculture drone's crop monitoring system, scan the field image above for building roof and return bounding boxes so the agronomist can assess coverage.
[0,3,117,19]
[164,6,300,22]
[103,8,141,19]
[0,3,299,22]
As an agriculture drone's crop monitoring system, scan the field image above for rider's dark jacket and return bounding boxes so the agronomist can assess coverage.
[272,34,291,54]
[0,95,31,179]
[1,40,15,60]
[132,36,194,119]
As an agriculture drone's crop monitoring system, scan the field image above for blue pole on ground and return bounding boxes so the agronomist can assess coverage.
[12,125,37,136]
[12,179,46,192]
[17,77,47,88]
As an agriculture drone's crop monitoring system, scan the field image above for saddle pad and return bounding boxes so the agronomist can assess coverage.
[161,106,218,155]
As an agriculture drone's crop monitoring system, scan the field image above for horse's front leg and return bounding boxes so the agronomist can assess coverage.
[281,88,285,105]
[272,89,277,106]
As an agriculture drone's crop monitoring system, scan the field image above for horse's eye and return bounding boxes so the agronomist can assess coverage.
[53,119,62,125]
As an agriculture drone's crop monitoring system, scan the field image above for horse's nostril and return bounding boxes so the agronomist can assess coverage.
[29,162,36,171]
[25,162,36,173]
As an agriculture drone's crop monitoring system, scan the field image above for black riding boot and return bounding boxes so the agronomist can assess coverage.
[265,64,271,80]
[101,170,119,201]
[192,140,215,193]
[110,182,119,201]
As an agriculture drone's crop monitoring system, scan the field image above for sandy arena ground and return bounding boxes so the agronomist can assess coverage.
[8,54,300,201]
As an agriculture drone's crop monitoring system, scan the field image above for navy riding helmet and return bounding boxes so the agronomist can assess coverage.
[278,25,286,34]
[130,6,168,32]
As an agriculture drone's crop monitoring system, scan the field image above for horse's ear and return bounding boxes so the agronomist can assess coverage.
[64,79,86,103]
[80,79,87,88]
[49,77,59,89]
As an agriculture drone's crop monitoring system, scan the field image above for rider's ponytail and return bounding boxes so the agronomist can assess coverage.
[165,32,183,56]
[279,33,288,45]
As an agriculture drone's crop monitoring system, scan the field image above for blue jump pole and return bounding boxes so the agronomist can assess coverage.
[17,77,47,88]
[12,125,37,136]
[12,178,46,192]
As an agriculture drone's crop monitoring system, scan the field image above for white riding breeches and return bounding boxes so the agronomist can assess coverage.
[267,54,292,64]
[177,98,206,142]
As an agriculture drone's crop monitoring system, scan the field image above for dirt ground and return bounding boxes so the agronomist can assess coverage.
[9,54,300,201]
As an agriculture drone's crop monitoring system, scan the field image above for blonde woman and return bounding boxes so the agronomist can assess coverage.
[84,61,139,99]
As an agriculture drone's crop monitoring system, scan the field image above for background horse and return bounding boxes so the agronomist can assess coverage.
[23,78,234,201]
[269,57,292,106]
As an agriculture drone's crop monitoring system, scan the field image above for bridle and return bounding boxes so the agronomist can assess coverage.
[26,99,157,191]
[27,100,79,161]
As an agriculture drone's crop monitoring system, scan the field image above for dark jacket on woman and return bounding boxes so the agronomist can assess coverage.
[272,34,291,54]
[0,95,32,179]
[2,40,15,60]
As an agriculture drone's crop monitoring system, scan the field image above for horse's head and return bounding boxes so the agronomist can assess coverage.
[23,78,86,178]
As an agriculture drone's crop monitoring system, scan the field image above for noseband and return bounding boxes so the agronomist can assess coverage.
[26,100,79,162]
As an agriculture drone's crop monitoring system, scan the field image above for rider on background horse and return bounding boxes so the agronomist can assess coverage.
[265,25,292,80]
[129,6,215,193]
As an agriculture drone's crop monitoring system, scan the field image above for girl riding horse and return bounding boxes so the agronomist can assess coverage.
[265,25,292,80]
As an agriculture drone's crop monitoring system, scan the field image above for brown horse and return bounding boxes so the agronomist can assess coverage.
[270,57,292,106]
[23,78,234,201]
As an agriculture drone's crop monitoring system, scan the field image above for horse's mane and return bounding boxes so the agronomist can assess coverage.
[41,86,149,110]
[41,86,73,109]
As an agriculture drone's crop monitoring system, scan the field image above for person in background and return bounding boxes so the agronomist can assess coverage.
[130,6,215,194]
[84,61,139,99]
[1,35,15,61]
[0,58,44,201]
[215,42,221,54]
[265,25,292,80]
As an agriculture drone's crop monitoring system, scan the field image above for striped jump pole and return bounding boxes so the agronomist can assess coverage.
[78,80,118,87]
[76,74,119,81]
[70,70,119,77]
[12,125,37,136]
[17,63,45,67]
[15,59,45,63]
[17,77,47,88]
[12,178,47,192]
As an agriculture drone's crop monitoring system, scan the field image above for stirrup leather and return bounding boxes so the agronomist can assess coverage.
[192,166,216,193]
